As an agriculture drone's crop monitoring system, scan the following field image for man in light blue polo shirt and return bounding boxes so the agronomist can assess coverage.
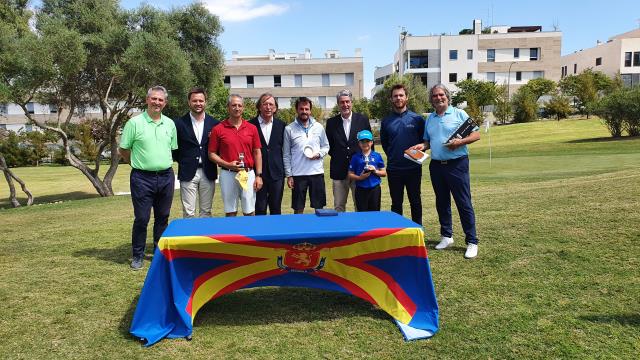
[119,85,178,270]
[412,83,481,259]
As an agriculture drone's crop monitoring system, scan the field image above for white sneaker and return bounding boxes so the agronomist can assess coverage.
[435,236,453,250]
[464,243,478,259]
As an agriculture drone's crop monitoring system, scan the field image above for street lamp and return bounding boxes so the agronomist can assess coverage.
[506,61,516,102]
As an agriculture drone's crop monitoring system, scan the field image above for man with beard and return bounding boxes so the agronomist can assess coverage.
[173,88,219,218]
[325,89,371,212]
[380,84,425,225]
[208,94,263,216]
[119,86,177,270]
[283,97,330,214]
[249,93,286,215]
[411,84,480,258]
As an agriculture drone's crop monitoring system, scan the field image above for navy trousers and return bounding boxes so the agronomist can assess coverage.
[255,177,285,215]
[429,156,478,244]
[130,168,175,258]
[387,167,422,225]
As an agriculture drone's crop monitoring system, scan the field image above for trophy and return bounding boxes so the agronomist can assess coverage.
[363,155,373,173]
[238,152,245,169]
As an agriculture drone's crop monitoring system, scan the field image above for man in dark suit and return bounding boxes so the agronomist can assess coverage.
[249,93,286,215]
[326,89,372,212]
[172,87,219,217]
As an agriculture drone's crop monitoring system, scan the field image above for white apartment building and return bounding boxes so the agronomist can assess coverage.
[561,28,640,87]
[0,103,62,132]
[374,20,561,95]
[224,48,364,111]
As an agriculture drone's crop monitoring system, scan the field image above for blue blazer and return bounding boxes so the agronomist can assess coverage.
[326,112,371,180]
[172,113,219,181]
[249,117,285,181]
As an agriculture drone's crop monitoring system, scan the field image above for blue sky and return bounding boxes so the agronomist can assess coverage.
[117,0,640,96]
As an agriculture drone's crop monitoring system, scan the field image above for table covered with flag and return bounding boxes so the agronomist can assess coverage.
[130,211,439,346]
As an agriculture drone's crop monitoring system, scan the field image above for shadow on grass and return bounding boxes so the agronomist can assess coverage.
[72,242,132,265]
[194,287,386,327]
[0,191,99,209]
[118,287,387,344]
[118,294,142,342]
[579,313,640,327]
[566,135,639,144]
[425,239,468,255]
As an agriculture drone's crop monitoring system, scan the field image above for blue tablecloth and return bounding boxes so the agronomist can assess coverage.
[130,211,439,346]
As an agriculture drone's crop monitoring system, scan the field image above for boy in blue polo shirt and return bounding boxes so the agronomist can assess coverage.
[348,130,387,212]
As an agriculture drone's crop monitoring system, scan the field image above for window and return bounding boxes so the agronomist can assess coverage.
[274,75,281,87]
[574,64,577,74]
[634,52,640,67]
[319,96,327,108]
[467,72,472,80]
[449,50,458,60]
[294,74,302,87]
[533,71,544,79]
[224,76,230,88]
[530,48,539,61]
[621,73,640,87]
[467,49,473,60]
[487,49,495,62]
[624,52,632,67]
[486,72,495,82]
[516,71,522,81]
[246,75,254,88]
[514,48,520,59]
[408,50,428,69]
[49,104,58,113]
[26,102,35,114]
[345,73,354,86]
[0,104,8,116]
[449,73,457,83]
[322,74,330,87]
[595,57,602,66]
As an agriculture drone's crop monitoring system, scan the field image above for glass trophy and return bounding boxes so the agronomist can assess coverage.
[238,152,245,169]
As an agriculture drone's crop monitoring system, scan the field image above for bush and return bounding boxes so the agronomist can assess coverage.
[593,86,640,137]
[511,88,538,123]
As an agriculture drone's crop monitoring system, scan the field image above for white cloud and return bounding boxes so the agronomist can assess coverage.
[357,34,371,41]
[203,0,289,22]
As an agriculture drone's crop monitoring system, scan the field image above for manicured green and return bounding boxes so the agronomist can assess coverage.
[1,118,639,359]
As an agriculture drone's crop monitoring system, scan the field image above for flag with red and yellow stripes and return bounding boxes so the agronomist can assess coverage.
[130,211,439,346]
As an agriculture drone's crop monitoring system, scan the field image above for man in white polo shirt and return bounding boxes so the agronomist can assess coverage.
[283,97,330,214]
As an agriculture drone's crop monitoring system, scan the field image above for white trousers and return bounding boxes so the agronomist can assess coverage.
[219,169,256,214]
[179,168,215,218]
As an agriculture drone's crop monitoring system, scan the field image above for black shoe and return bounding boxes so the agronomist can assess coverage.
[130,257,143,270]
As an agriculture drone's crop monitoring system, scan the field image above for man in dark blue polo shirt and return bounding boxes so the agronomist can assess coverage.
[380,84,425,225]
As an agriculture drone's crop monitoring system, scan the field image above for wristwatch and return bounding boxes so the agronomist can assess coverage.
[256,173,262,177]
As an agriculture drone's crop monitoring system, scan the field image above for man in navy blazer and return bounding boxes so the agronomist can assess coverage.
[326,89,372,212]
[249,93,286,215]
[172,87,219,217]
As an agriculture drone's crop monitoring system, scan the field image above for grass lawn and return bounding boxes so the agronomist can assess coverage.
[1,117,639,359]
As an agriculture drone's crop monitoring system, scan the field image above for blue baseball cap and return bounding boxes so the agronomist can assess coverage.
[357,130,373,141]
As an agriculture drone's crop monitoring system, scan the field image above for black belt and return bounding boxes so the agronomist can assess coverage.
[432,156,467,165]
[222,167,251,173]
[133,168,172,175]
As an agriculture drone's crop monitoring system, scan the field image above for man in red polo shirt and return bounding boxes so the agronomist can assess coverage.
[208,94,263,216]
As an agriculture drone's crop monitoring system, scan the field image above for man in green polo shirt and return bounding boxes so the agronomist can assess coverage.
[119,85,178,270]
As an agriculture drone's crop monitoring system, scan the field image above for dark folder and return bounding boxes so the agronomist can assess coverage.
[444,118,477,144]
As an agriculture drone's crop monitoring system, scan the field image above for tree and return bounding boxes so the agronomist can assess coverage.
[277,99,325,124]
[21,129,57,165]
[370,73,431,119]
[0,1,224,196]
[511,87,538,123]
[492,85,511,124]
[328,97,371,119]
[593,86,640,137]
[0,129,33,207]
[559,69,612,118]
[452,79,498,110]
[520,78,556,101]
[544,93,573,121]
